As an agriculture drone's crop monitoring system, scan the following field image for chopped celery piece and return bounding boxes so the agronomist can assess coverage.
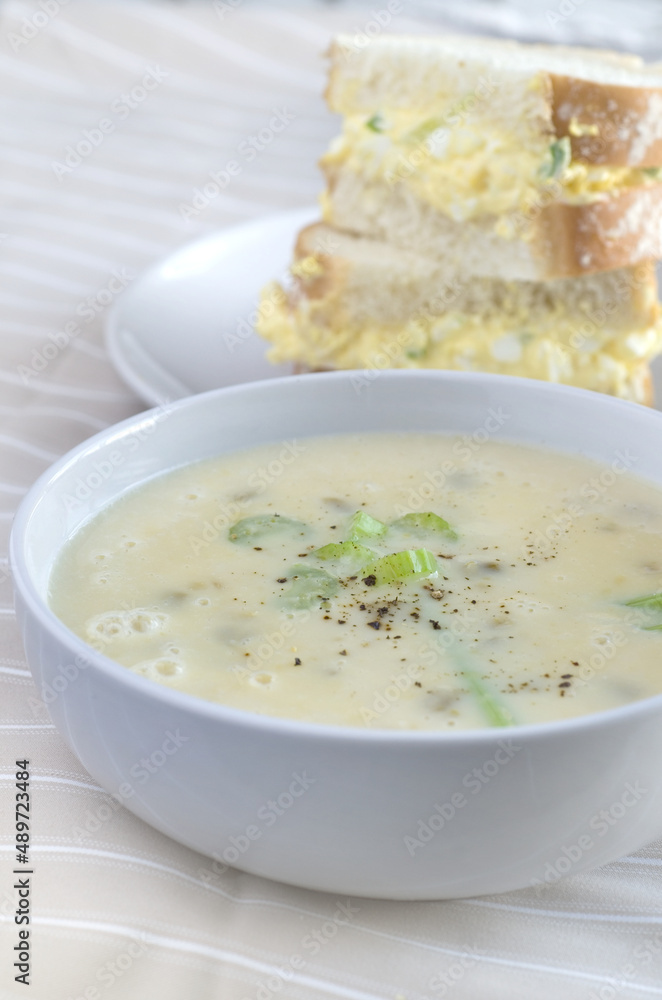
[360,548,437,586]
[624,593,662,632]
[347,510,388,541]
[462,665,514,728]
[366,113,387,133]
[280,564,338,610]
[312,541,375,563]
[228,514,306,545]
[625,592,662,610]
[392,512,458,541]
[444,644,514,728]
[539,137,571,180]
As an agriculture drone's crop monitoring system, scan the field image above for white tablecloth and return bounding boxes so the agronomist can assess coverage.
[1,2,662,997]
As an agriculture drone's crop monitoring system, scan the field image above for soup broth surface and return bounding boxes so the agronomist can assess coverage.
[49,433,662,730]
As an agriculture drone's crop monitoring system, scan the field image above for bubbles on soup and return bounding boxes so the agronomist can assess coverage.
[85,608,169,640]
[250,672,274,687]
[131,657,185,680]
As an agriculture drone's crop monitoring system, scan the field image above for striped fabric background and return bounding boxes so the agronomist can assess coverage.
[1,1,662,997]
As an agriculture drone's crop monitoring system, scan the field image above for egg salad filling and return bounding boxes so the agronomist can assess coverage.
[321,110,662,222]
[257,282,662,404]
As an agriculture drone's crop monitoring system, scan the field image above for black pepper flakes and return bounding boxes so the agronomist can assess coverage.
[367,621,381,630]
[294,658,302,666]
[276,577,287,583]
[429,620,441,630]
[363,574,377,587]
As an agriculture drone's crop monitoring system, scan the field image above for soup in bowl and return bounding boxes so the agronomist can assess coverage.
[10,371,662,898]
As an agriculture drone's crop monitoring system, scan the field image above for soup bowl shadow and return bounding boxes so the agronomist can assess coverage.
[10,370,662,900]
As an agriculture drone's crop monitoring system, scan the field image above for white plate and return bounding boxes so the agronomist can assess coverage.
[105,207,317,406]
[106,207,662,408]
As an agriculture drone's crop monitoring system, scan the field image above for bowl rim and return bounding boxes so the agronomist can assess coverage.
[11,368,662,746]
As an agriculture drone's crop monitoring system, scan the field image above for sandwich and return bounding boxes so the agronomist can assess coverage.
[256,34,662,402]
[322,35,662,280]
[259,222,659,404]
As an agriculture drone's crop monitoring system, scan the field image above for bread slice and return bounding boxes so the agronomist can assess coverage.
[322,170,662,280]
[327,35,662,167]
[255,223,661,405]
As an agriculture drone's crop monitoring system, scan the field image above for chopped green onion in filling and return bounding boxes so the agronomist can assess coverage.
[366,113,387,133]
[347,510,388,541]
[228,514,307,545]
[539,137,571,180]
[280,564,339,610]
[360,548,437,586]
[392,511,458,540]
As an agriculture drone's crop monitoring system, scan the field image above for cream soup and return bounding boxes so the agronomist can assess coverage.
[49,433,662,730]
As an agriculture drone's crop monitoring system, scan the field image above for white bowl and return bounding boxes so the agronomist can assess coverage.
[10,371,662,900]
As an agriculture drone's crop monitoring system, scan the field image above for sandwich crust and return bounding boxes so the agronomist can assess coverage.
[537,185,662,276]
[551,75,662,167]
